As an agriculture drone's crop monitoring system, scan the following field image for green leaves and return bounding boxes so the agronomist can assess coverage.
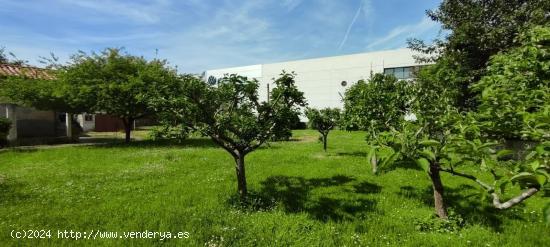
[411,0,549,116]
[536,144,549,156]
[154,72,308,155]
[536,174,548,187]
[510,172,547,189]
[416,158,430,173]
[472,26,550,141]
[306,107,340,151]
[270,71,307,141]
[407,5,550,214]
[494,178,509,194]
[529,161,541,171]
[496,150,514,159]
[341,74,413,131]
[510,172,538,183]
[0,76,70,112]
[419,149,436,162]
[305,108,340,134]
[58,48,181,118]
[419,140,440,147]
[499,141,549,196]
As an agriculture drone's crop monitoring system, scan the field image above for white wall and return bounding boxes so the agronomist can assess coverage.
[206,64,262,81]
[205,48,423,110]
[77,114,95,132]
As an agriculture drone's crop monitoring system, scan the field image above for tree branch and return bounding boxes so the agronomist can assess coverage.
[490,188,539,209]
[439,167,494,191]
[439,167,540,209]
[244,119,278,154]
[243,97,283,154]
[210,134,238,158]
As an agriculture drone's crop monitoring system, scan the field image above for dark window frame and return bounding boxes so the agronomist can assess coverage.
[383,66,419,79]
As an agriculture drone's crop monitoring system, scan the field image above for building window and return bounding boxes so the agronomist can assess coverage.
[384,66,417,79]
[84,114,93,121]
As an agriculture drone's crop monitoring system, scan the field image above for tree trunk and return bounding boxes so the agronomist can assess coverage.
[429,162,448,219]
[371,153,378,174]
[122,118,132,143]
[234,153,248,201]
[322,133,327,152]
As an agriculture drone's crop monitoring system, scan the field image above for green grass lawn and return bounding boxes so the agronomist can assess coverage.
[0,130,548,246]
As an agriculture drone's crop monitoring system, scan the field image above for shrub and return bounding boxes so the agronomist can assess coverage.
[149,124,190,142]
[414,209,465,233]
[271,113,305,141]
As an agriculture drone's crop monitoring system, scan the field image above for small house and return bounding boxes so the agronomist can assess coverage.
[0,63,73,145]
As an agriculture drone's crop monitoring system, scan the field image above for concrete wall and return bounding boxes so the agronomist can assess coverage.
[14,106,57,138]
[205,48,424,110]
[0,104,64,140]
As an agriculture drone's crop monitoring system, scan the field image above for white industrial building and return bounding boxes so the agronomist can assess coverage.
[205,48,426,109]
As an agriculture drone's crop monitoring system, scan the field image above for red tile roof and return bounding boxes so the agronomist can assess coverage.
[0,64,55,80]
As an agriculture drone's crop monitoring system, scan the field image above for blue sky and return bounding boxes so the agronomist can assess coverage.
[0,0,443,73]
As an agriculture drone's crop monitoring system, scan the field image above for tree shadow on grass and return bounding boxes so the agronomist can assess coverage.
[230,175,381,222]
[0,178,30,204]
[397,184,526,232]
[1,148,40,153]
[353,181,383,194]
[334,151,367,157]
[391,160,423,171]
[330,152,421,173]
[308,197,377,222]
[256,142,282,150]
[272,138,302,142]
[90,138,219,149]
[89,138,283,151]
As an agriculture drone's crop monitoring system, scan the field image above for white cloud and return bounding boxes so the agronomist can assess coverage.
[366,16,438,50]
[338,0,371,50]
[197,2,271,43]
[281,0,303,11]
[56,0,173,24]
[0,0,440,73]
